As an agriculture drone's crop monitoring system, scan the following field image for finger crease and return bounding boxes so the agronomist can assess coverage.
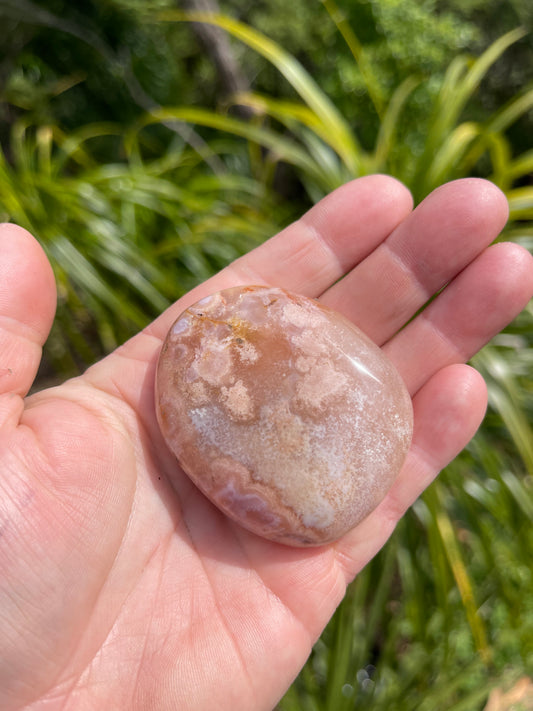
[226,257,271,287]
[382,242,433,306]
[417,312,470,368]
[299,215,344,284]
[0,313,45,346]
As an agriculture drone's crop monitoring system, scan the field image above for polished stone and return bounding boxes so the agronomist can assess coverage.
[156,285,413,546]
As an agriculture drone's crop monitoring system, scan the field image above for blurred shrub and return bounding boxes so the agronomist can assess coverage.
[0,120,281,373]
[154,12,533,208]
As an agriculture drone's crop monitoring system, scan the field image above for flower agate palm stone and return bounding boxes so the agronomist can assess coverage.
[156,285,413,546]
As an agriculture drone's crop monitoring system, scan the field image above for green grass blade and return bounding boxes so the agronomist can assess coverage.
[505,148,533,182]
[485,86,533,134]
[474,348,533,476]
[52,123,124,171]
[47,236,150,344]
[132,106,329,189]
[506,186,533,221]
[500,470,533,522]
[321,0,385,118]
[430,54,469,131]
[424,121,482,191]
[413,29,526,199]
[446,28,526,131]
[417,663,495,711]
[435,499,491,666]
[157,10,362,175]
[233,91,353,169]
[483,132,513,189]
[372,76,420,173]
[410,55,469,197]
[36,126,53,176]
[324,594,358,711]
[295,129,347,192]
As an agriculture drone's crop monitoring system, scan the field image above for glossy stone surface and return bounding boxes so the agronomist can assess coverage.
[156,285,413,546]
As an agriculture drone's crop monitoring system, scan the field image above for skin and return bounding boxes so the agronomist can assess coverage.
[0,176,532,711]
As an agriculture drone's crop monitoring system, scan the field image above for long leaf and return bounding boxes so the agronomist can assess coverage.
[423,121,482,192]
[474,348,533,476]
[505,148,533,182]
[442,27,526,134]
[413,29,526,198]
[372,76,420,173]
[321,0,385,118]
[507,186,533,221]
[131,106,329,188]
[233,92,345,158]
[157,10,362,175]
[434,486,491,667]
[485,85,533,134]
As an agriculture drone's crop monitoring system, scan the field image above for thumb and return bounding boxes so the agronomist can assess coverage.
[0,224,56,400]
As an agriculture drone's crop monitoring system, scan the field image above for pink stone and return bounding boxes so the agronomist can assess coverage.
[156,285,413,546]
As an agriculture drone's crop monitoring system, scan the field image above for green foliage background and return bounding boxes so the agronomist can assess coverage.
[0,1,532,708]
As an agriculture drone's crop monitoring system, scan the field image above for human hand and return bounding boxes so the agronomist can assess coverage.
[1,176,532,710]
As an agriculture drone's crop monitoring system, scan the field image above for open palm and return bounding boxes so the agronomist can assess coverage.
[1,176,532,711]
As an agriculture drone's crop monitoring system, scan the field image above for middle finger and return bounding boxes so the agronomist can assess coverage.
[319,178,509,345]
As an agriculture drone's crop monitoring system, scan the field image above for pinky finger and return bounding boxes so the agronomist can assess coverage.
[334,363,487,582]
